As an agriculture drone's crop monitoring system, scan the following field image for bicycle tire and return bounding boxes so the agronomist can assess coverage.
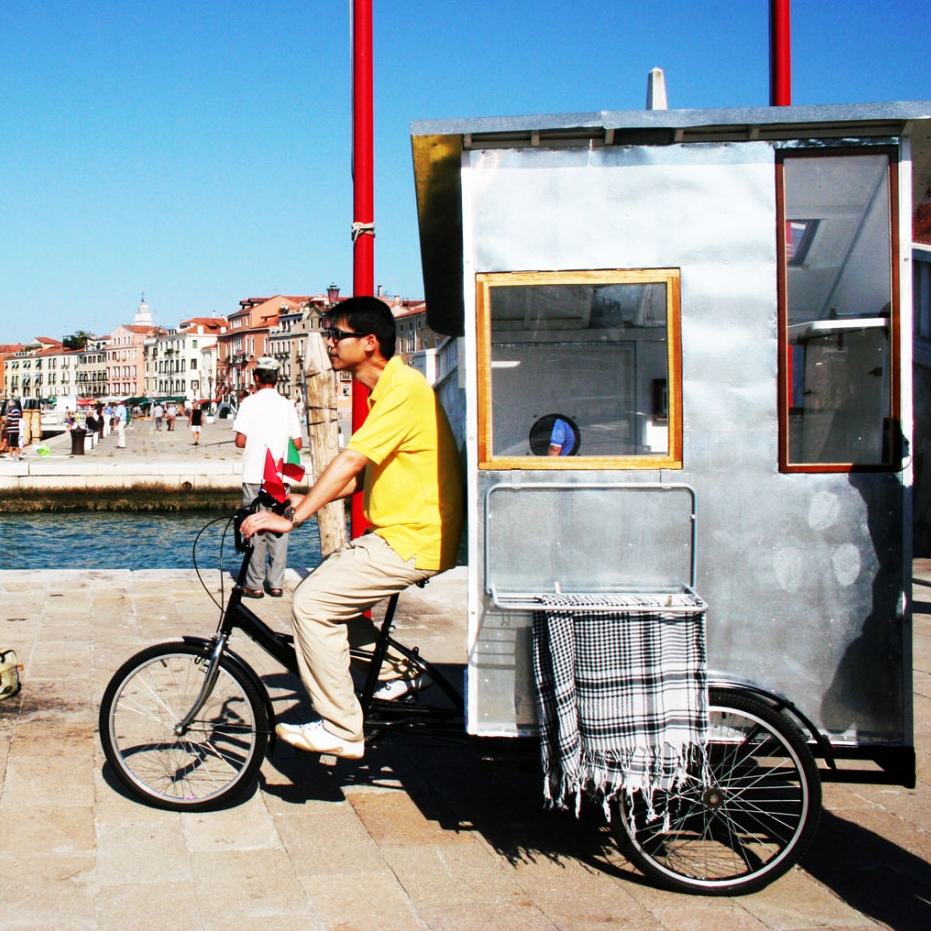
[99,641,269,811]
[611,688,822,895]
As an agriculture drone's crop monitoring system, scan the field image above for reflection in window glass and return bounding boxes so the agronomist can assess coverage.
[477,271,681,468]
[780,151,897,468]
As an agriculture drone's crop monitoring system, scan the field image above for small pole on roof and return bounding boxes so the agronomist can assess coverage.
[646,68,668,110]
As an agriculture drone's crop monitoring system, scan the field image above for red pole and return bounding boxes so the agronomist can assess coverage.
[350,0,374,537]
[769,0,792,106]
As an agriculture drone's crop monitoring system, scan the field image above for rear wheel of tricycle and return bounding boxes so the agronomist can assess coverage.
[611,688,822,895]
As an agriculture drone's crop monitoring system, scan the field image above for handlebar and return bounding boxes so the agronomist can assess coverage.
[233,491,289,553]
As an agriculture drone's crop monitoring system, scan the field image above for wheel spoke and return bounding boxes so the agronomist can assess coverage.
[612,690,821,894]
[100,645,268,810]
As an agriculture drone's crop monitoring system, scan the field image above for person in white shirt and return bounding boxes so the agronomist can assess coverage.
[115,402,128,449]
[232,358,303,598]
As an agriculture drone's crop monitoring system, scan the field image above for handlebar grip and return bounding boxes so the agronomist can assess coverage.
[233,493,288,552]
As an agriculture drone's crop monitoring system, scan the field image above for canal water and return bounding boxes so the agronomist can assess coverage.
[0,512,324,571]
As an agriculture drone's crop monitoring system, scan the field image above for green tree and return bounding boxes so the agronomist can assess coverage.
[63,330,92,350]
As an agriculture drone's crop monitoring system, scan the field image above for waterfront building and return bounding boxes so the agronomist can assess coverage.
[267,290,342,413]
[142,331,160,401]
[106,324,154,399]
[268,303,306,405]
[77,336,109,400]
[392,299,450,383]
[0,289,447,418]
[215,295,309,405]
[37,342,80,401]
[3,337,67,403]
[147,317,225,405]
[103,293,159,400]
[0,344,26,398]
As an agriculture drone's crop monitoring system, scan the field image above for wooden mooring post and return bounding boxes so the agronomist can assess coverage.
[303,333,348,556]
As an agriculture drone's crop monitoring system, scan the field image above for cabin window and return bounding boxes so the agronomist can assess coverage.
[476,269,682,469]
[777,148,900,471]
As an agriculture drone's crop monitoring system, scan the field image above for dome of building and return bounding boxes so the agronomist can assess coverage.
[134,291,153,326]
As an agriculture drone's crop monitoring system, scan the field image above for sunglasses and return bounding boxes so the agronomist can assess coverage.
[322,326,369,342]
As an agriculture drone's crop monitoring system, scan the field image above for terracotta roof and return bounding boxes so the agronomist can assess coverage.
[233,295,307,316]
[393,303,428,320]
[218,322,275,337]
[35,346,79,356]
[178,317,227,332]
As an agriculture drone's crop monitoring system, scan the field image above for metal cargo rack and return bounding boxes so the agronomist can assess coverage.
[488,587,707,615]
[483,482,706,615]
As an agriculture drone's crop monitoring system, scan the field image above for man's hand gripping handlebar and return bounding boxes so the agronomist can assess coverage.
[235,492,295,551]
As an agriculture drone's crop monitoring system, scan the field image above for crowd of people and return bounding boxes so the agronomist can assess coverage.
[0,397,216,457]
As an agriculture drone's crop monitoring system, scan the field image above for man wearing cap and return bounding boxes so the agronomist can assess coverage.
[233,357,303,598]
[240,296,463,760]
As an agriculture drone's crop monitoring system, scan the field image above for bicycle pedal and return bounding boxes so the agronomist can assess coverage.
[318,753,339,767]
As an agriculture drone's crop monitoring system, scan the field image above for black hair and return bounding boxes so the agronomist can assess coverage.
[254,368,279,387]
[327,295,396,359]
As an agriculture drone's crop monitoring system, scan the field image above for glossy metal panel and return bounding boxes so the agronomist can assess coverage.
[462,141,910,749]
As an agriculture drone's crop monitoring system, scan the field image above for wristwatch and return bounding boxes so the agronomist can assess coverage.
[282,505,303,529]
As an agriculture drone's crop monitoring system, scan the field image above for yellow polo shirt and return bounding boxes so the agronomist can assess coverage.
[348,356,463,570]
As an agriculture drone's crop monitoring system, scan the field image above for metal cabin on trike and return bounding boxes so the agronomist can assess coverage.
[411,100,931,788]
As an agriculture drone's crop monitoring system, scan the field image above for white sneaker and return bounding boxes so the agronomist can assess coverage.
[275,720,364,759]
[372,674,428,702]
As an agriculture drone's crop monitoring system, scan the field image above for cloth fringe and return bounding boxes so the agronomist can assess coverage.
[532,597,709,827]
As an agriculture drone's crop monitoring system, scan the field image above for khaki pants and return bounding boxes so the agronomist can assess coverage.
[291,533,436,741]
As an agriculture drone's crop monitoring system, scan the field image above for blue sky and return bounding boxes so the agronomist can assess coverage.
[2,1,929,344]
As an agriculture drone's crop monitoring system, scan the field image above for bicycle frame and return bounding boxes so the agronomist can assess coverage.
[179,505,465,742]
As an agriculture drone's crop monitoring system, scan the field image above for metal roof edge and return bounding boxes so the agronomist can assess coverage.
[410,100,931,138]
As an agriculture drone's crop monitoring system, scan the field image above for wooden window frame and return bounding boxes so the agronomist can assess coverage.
[476,268,683,471]
[776,146,901,473]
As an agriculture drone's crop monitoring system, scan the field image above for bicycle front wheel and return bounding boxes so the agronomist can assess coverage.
[612,688,821,895]
[99,642,269,811]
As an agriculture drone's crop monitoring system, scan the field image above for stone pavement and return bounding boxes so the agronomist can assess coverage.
[0,556,928,931]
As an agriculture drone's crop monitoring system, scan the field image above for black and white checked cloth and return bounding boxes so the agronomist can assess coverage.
[532,594,708,820]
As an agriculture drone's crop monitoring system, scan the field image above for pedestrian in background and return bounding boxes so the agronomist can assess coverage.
[5,401,22,460]
[232,358,303,598]
[153,402,164,431]
[115,401,128,449]
[189,403,203,445]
